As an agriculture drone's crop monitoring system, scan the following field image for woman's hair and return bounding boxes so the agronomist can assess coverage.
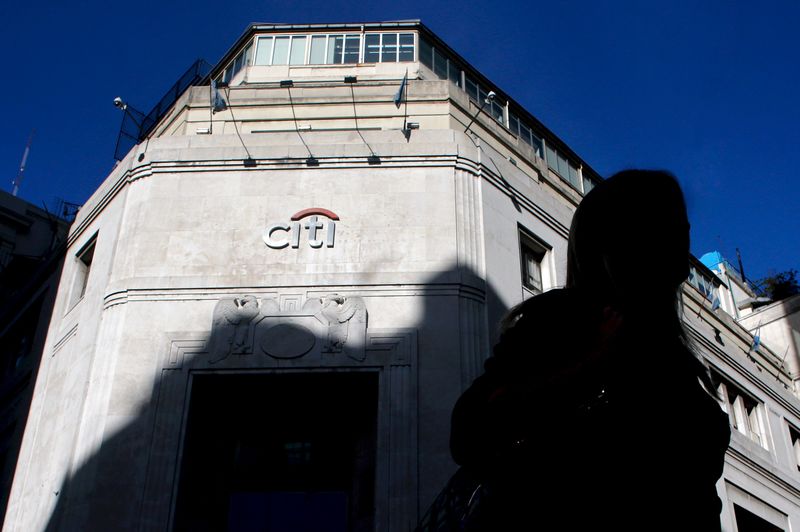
[564,169,717,396]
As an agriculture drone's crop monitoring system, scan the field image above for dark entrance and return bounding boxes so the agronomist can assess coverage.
[173,372,378,532]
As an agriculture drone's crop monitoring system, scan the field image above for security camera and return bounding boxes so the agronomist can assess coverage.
[486,91,496,102]
[113,97,127,110]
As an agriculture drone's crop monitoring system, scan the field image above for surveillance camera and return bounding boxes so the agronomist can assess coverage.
[113,97,126,109]
[486,91,496,101]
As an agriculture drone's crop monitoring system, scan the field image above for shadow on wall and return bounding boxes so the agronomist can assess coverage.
[36,264,508,531]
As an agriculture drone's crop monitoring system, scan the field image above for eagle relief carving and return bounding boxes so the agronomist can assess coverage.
[311,294,368,359]
[208,295,260,363]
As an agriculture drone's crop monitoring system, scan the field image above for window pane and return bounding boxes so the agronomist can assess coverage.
[530,133,543,158]
[491,100,504,122]
[448,61,461,87]
[557,153,569,178]
[525,253,543,293]
[328,35,344,64]
[255,37,273,65]
[509,113,520,135]
[433,48,447,79]
[546,145,557,170]
[273,36,290,65]
[399,33,414,61]
[520,122,532,144]
[364,33,380,63]
[343,35,360,63]
[419,37,433,68]
[583,176,595,193]
[243,43,253,67]
[568,163,580,188]
[290,36,307,65]
[309,35,326,64]
[521,236,545,294]
[465,76,478,101]
[233,53,244,75]
[381,33,398,62]
[478,86,488,105]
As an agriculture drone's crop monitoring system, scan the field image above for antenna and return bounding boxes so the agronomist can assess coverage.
[12,130,35,197]
[736,247,747,284]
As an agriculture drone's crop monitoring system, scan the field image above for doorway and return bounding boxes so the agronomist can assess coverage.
[173,371,378,532]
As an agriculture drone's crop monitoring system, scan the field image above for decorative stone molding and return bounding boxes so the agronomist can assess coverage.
[142,296,417,532]
[206,293,368,364]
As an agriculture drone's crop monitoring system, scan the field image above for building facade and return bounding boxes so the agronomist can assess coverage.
[4,21,800,531]
[0,190,68,524]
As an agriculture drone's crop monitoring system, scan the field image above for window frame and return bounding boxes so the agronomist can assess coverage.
[714,372,769,450]
[67,233,97,311]
[518,226,551,297]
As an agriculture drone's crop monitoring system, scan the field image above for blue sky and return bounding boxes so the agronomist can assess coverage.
[2,0,797,284]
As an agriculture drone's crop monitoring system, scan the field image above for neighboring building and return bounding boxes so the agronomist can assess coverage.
[3,20,799,531]
[0,191,69,524]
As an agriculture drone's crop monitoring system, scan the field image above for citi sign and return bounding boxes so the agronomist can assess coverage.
[263,208,338,249]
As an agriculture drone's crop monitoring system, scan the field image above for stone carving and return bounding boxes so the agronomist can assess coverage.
[305,294,368,360]
[207,294,368,363]
[260,323,316,359]
[208,295,260,363]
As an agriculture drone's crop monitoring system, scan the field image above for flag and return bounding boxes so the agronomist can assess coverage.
[211,80,227,113]
[394,70,408,109]
[751,332,761,353]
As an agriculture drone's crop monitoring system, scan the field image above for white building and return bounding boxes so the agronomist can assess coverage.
[4,20,800,531]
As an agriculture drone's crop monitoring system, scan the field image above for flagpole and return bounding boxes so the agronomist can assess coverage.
[403,70,409,131]
[209,82,214,134]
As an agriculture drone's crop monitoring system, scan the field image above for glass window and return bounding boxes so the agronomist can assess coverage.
[343,35,360,63]
[433,48,447,79]
[519,122,532,144]
[381,33,398,62]
[243,43,253,67]
[790,425,800,472]
[70,235,97,308]
[733,505,785,532]
[715,373,768,450]
[255,36,273,65]
[465,76,478,101]
[364,34,380,63]
[399,33,415,62]
[273,36,290,65]
[233,54,244,74]
[545,145,557,170]
[530,132,543,158]
[478,86,488,105]
[289,36,307,65]
[583,175,595,194]
[419,37,433,68]
[448,61,461,87]
[309,35,327,64]
[77,240,95,299]
[509,113,520,135]
[556,153,569,178]
[328,35,344,64]
[568,163,580,189]
[520,230,547,295]
[490,100,504,123]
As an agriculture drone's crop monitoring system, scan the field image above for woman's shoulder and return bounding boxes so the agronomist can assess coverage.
[506,288,598,330]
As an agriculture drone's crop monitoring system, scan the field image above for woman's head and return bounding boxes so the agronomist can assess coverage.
[566,170,690,311]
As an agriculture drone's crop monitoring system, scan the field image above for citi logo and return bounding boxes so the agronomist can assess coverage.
[263,208,339,249]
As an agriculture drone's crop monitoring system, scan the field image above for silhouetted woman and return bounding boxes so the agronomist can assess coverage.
[449,170,731,530]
